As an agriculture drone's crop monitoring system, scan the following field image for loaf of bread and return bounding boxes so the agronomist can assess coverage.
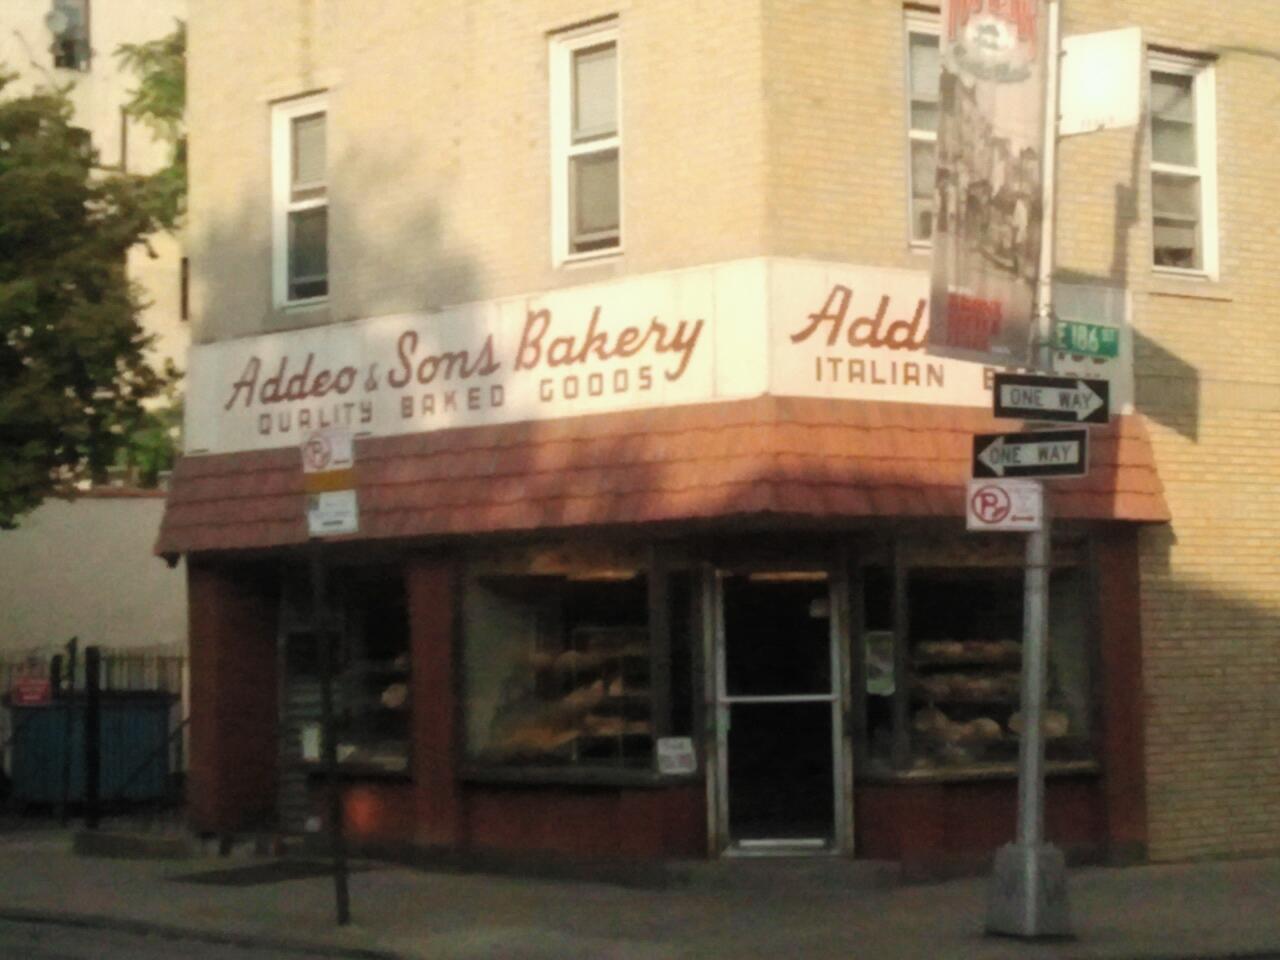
[1009,709,1069,738]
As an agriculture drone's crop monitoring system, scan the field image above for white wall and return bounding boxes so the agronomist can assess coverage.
[0,497,186,655]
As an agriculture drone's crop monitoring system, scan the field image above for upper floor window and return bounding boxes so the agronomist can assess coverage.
[48,0,90,71]
[906,19,940,246]
[550,22,621,263]
[272,94,328,307]
[1149,53,1217,276]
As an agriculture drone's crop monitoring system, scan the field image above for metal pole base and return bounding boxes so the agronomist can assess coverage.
[986,842,1072,938]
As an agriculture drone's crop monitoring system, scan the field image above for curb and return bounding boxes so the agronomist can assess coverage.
[0,907,406,960]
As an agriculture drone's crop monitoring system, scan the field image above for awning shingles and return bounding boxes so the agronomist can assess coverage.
[156,396,1169,556]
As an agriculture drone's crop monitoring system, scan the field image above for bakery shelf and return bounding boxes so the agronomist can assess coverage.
[913,654,1021,668]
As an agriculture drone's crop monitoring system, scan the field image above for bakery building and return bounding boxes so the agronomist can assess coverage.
[165,0,1280,868]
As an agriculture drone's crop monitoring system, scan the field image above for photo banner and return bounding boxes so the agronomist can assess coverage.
[928,0,1050,366]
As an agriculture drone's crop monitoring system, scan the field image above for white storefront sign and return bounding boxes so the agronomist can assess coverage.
[184,259,1133,457]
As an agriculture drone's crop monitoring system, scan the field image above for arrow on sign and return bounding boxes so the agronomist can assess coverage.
[992,373,1110,424]
[972,429,1089,479]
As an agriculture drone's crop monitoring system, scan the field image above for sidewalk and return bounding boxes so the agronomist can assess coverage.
[0,828,1276,960]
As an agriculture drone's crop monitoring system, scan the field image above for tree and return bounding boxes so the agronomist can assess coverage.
[117,21,186,229]
[0,69,177,527]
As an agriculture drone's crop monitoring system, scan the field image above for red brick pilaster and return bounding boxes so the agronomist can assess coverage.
[405,555,462,847]
[1096,527,1149,862]
[187,558,279,833]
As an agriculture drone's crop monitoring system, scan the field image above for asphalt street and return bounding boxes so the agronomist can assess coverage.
[0,918,392,960]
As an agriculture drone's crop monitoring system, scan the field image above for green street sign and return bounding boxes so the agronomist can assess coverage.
[1053,319,1120,359]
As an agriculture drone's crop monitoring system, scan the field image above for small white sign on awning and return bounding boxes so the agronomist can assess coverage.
[1060,27,1142,137]
[966,479,1044,532]
[307,489,359,536]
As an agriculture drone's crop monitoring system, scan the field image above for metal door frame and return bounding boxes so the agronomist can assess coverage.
[703,565,852,856]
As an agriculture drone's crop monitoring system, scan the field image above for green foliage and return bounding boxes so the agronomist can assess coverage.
[116,21,186,229]
[0,70,178,527]
[115,394,183,489]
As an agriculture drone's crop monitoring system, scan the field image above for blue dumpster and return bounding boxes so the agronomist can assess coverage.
[8,692,175,805]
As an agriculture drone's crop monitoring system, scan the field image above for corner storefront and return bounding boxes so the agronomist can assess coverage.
[162,259,1166,870]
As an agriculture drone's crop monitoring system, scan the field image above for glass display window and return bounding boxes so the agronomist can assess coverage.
[859,536,1096,778]
[461,542,697,777]
[279,564,411,777]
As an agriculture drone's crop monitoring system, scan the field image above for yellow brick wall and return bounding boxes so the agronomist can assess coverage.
[189,0,1280,862]
[187,0,767,342]
[759,0,1280,863]
[1070,0,1280,862]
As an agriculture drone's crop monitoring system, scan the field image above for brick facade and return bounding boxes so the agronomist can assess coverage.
[184,1,1280,861]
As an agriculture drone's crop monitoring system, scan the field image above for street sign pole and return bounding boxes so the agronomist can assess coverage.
[310,545,351,927]
[987,0,1072,939]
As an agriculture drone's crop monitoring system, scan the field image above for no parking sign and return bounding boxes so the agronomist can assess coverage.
[965,479,1044,532]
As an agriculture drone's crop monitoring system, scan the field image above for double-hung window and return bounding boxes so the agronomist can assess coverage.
[272,94,328,306]
[550,23,621,262]
[906,19,940,245]
[1148,54,1217,275]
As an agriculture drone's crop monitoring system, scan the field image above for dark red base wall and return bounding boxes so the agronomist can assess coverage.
[336,781,706,860]
[186,559,279,833]
[856,777,1104,868]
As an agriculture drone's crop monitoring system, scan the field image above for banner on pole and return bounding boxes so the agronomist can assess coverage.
[928,0,1050,367]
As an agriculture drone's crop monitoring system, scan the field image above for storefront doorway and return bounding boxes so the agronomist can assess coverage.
[712,570,848,854]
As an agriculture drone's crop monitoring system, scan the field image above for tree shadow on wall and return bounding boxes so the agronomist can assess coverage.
[1054,115,1201,444]
[194,137,484,346]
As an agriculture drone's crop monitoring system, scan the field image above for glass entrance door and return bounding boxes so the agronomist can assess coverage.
[714,571,843,852]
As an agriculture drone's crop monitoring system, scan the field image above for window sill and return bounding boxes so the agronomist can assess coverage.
[460,763,698,789]
[557,248,624,270]
[859,759,1099,785]
[908,240,933,256]
[1150,271,1232,303]
[269,300,332,330]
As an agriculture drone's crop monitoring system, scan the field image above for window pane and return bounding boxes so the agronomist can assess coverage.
[1154,219,1200,270]
[1152,119,1195,167]
[571,148,620,251]
[911,139,936,241]
[292,113,326,190]
[280,567,411,778]
[1150,72,1193,123]
[1150,73,1195,167]
[462,554,654,771]
[724,575,831,698]
[51,0,89,69]
[1152,172,1200,220]
[573,42,617,142]
[907,570,1024,771]
[909,33,940,125]
[288,206,328,300]
[911,99,940,133]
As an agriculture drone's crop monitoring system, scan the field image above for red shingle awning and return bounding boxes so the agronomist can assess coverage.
[156,396,1168,556]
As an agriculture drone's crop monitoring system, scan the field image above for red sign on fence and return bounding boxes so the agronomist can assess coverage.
[9,673,52,706]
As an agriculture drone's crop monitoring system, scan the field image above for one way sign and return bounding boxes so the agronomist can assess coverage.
[993,372,1110,424]
[973,429,1089,479]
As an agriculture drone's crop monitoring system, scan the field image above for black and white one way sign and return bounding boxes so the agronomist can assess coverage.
[972,429,1089,479]
[992,372,1110,424]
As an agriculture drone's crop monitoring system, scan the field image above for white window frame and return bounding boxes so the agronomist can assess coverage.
[905,13,940,250]
[549,21,622,266]
[271,93,329,309]
[1148,52,1218,280]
